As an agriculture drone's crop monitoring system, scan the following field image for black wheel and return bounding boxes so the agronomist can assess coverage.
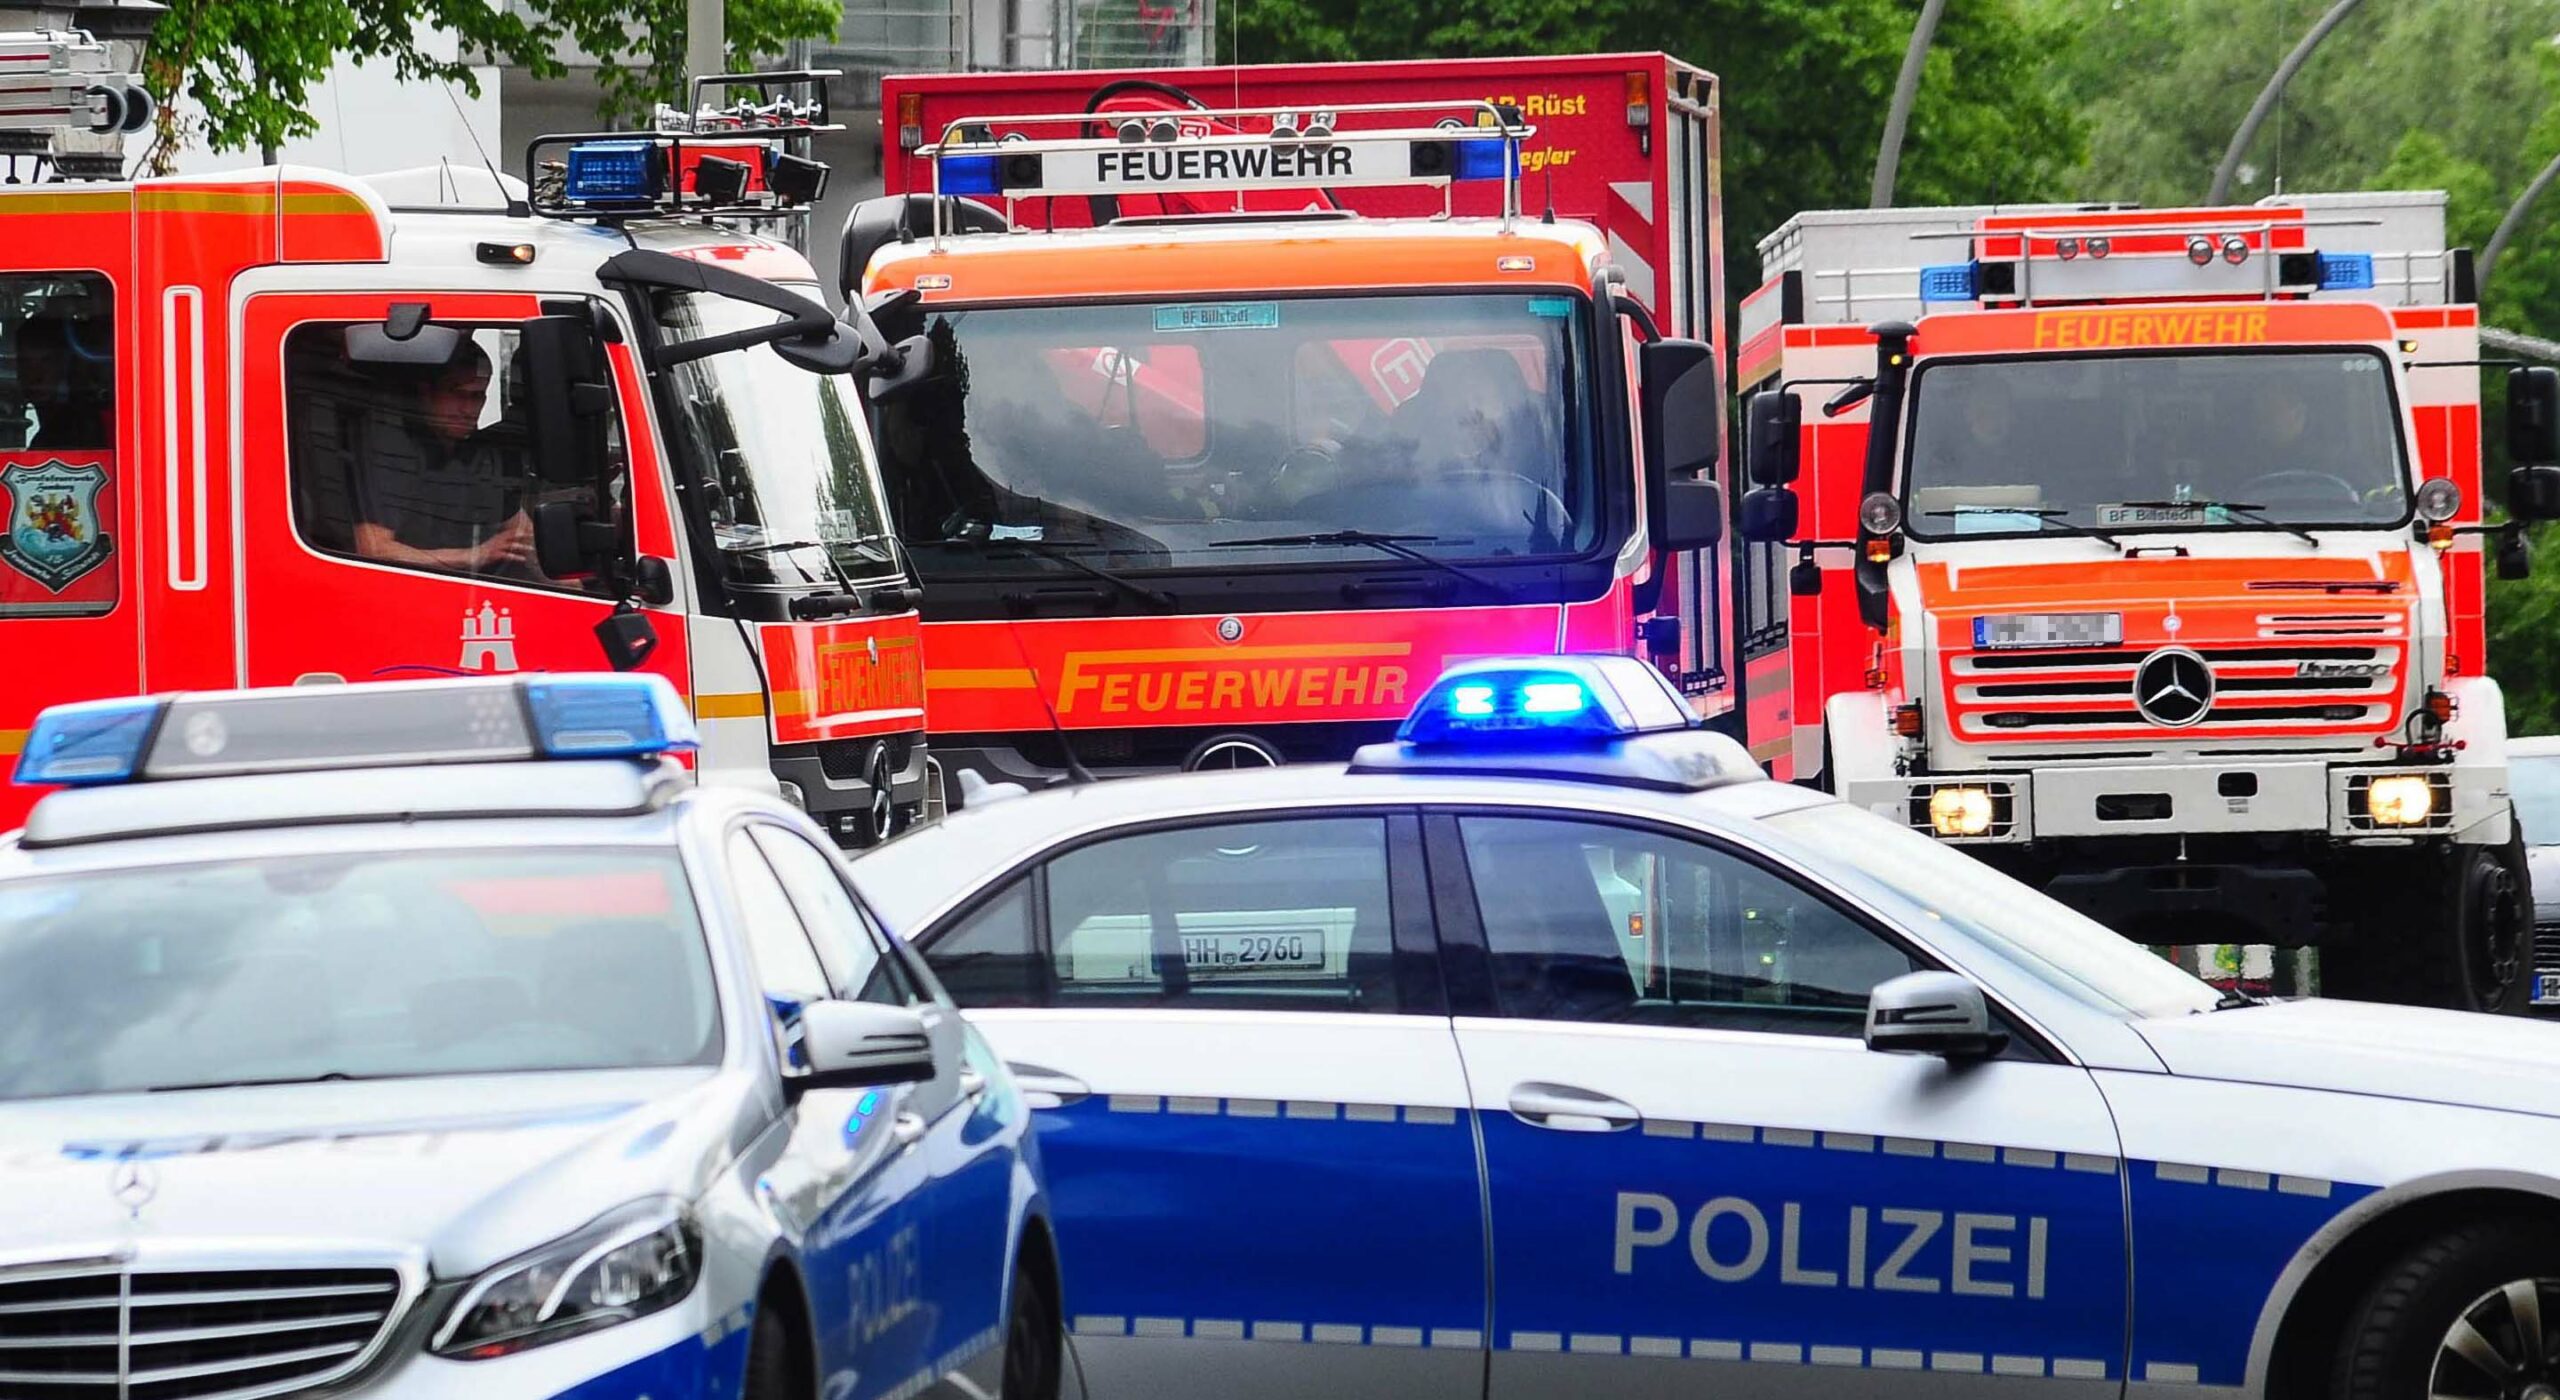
[2333,1217,2560,1399]
[743,1301,802,1400]
[1000,1253,1062,1400]
[2324,818,2530,1014]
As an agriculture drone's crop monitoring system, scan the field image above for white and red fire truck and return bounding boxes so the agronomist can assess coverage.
[843,55,1768,793]
[1736,194,2560,1012]
[0,53,931,842]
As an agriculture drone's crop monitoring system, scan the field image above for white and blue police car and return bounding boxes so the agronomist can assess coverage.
[851,653,2560,1400]
[0,675,1064,1400]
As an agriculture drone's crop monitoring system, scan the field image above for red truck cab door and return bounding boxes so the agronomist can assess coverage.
[232,290,690,693]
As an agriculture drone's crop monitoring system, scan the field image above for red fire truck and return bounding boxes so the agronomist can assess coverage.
[0,57,932,843]
[846,55,1773,793]
[1735,195,2560,1011]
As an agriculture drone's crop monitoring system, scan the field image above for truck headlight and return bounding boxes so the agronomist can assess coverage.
[2366,774,2436,827]
[433,1201,700,1359]
[1928,786,1995,837]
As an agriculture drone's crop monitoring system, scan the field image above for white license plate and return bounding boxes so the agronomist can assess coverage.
[1180,930,1324,972]
[1973,612,2122,650]
[2535,973,2560,1006]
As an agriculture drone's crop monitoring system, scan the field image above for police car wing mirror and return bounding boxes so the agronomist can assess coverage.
[343,320,465,367]
[1864,971,2007,1061]
[789,1000,938,1100]
[1745,390,1801,487]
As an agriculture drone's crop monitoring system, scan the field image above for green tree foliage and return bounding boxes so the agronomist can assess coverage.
[141,0,839,164]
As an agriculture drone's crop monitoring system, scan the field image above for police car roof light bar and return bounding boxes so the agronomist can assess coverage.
[920,98,1533,241]
[11,675,698,788]
[1348,655,1762,793]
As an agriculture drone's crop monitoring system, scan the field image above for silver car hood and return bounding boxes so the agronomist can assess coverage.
[0,1068,759,1278]
[2133,997,2560,1118]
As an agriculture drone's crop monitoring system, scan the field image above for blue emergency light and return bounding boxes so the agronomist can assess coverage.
[1397,655,1696,748]
[1918,262,1979,303]
[2316,252,2376,292]
[12,674,697,788]
[561,139,666,206]
[936,152,1003,196]
[1449,136,1517,183]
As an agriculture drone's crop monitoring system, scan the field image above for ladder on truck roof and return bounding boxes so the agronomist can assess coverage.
[0,29,151,180]
[1753,195,2459,327]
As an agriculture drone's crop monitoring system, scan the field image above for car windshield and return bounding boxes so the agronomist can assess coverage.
[1902,350,2410,539]
[2515,754,2560,846]
[1762,804,2221,1019]
[651,287,900,589]
[873,292,1600,577]
[0,849,721,1100]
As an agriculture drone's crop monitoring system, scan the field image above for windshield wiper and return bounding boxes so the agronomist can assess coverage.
[1923,506,2121,552]
[2112,499,2316,547]
[146,1071,374,1093]
[937,536,1176,612]
[724,538,830,557]
[1212,529,1503,594]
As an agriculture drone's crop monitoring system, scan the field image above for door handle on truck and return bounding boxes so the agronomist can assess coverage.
[1006,1062,1091,1110]
[1507,1082,1641,1133]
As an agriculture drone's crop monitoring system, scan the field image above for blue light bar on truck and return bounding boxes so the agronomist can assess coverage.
[12,675,698,788]
[2317,252,2376,291]
[1918,262,1979,302]
[562,139,665,205]
[937,152,1002,196]
[1448,136,1516,182]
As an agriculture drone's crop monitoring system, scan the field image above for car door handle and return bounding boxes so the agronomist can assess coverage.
[891,1111,927,1149]
[959,1069,987,1100]
[1005,1062,1091,1111]
[1507,1082,1641,1133]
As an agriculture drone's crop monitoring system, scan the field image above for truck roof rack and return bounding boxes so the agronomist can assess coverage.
[523,68,844,223]
[0,29,152,181]
[915,97,1535,240]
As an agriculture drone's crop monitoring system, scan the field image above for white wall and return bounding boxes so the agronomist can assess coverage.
[167,29,500,178]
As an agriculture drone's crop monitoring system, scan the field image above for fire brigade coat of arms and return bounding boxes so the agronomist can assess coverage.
[1,460,112,592]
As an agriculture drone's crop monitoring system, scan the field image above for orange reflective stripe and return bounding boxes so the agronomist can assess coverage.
[693,692,767,720]
[0,192,129,215]
[0,728,23,758]
[926,668,1038,691]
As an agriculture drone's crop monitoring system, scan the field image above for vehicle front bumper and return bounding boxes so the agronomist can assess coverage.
[350,1291,749,1400]
[770,731,933,833]
[1842,758,2506,847]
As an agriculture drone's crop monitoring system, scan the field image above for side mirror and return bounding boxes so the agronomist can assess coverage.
[2498,524,2534,580]
[2511,366,2560,467]
[593,603,660,673]
[1639,337,1721,477]
[1656,476,1725,551]
[1865,971,2007,1060]
[2511,465,2560,523]
[1746,389,1802,486]
[861,333,937,402]
[1790,554,1823,596]
[1739,485,1799,543]
[533,500,594,578]
[789,1000,939,1099]
[519,314,613,490]
[773,323,864,375]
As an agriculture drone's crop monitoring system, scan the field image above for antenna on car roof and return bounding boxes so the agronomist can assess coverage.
[1541,167,1556,224]
[444,81,526,218]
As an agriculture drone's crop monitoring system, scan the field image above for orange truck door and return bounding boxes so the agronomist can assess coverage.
[232,290,690,693]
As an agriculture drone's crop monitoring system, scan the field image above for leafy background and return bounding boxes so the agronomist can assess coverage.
[152,0,2560,727]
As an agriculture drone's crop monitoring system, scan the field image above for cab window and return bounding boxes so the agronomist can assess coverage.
[283,320,626,595]
[0,272,117,619]
[1457,815,1914,1037]
[750,825,911,1006]
[1043,818,1400,1011]
[725,830,831,1014]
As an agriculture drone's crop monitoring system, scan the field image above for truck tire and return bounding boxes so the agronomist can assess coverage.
[2331,1216,2560,1398]
[2327,818,2530,1014]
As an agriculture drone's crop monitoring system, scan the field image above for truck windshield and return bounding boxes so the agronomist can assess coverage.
[1902,350,2410,540]
[874,292,1600,579]
[652,288,900,589]
[0,849,721,1101]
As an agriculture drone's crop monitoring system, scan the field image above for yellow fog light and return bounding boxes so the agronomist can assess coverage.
[2367,774,2435,827]
[1929,786,1995,837]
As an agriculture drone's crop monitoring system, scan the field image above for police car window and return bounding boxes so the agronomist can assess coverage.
[0,849,718,1100]
[749,825,909,1006]
[1045,817,1400,1011]
[1459,816,1914,1037]
[922,878,1041,1008]
[0,272,117,620]
[282,319,627,596]
[724,831,830,1005]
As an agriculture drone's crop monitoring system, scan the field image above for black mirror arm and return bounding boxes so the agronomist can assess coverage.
[598,246,841,364]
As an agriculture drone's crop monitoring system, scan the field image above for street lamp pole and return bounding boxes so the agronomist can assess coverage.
[2206,0,2366,206]
[1870,0,1947,209]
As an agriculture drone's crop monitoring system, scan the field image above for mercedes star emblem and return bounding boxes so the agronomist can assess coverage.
[1216,616,1245,644]
[2133,647,2215,727]
[109,1159,158,1215]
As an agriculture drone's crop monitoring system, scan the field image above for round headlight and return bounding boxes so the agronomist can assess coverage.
[2087,236,2112,258]
[2055,237,2080,261]
[1859,491,1904,536]
[2221,233,2250,266]
[2416,477,2462,523]
[2187,235,2215,267]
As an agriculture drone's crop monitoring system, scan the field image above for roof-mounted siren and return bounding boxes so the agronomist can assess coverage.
[523,68,841,221]
[0,29,154,181]
[1913,213,2381,308]
[913,97,1532,237]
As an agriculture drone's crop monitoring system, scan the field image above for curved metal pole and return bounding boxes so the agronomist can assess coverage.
[1870,0,1948,209]
[2207,0,2366,206]
[2481,148,2560,290]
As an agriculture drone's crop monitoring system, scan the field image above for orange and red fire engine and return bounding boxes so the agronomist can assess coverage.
[845,55,1765,792]
[1736,195,2560,1011]
[0,56,931,842]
